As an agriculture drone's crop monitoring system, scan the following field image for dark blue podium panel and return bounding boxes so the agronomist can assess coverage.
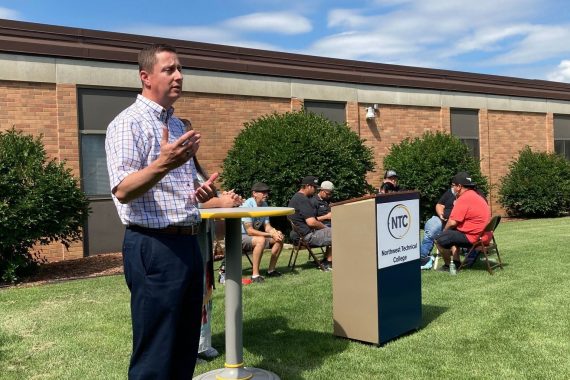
[377,259,422,344]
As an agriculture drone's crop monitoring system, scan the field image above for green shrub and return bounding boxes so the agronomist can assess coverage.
[0,128,90,283]
[383,131,488,224]
[498,146,570,217]
[220,111,376,206]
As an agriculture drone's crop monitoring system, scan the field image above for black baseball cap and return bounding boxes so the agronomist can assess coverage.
[452,172,476,187]
[251,182,270,192]
[301,176,319,186]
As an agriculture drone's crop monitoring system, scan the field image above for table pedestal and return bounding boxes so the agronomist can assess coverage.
[193,218,280,380]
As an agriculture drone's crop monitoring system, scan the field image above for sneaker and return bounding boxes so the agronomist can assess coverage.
[199,347,219,359]
[420,256,433,270]
[196,358,207,365]
[266,270,283,277]
[437,264,450,272]
[251,275,265,283]
[320,260,332,271]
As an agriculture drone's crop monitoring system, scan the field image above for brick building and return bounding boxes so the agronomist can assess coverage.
[1,19,570,261]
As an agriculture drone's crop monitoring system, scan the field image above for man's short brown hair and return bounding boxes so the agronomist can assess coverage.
[138,43,177,73]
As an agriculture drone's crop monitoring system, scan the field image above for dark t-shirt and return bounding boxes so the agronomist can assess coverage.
[379,181,400,193]
[438,189,456,220]
[312,195,331,227]
[288,192,316,236]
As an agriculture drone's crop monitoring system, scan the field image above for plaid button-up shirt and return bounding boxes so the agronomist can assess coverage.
[105,94,201,228]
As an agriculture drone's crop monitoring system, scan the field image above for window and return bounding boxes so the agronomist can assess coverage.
[304,101,346,124]
[77,88,138,256]
[554,115,570,160]
[451,109,479,159]
[78,88,139,196]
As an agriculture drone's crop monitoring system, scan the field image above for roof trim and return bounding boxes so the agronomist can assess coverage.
[2,18,570,101]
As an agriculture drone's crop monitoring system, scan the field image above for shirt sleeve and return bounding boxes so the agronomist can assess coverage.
[105,116,146,191]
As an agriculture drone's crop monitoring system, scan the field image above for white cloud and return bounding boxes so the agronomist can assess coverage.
[491,25,570,65]
[328,9,370,29]
[547,60,570,83]
[223,12,312,35]
[0,7,20,20]
[119,24,280,51]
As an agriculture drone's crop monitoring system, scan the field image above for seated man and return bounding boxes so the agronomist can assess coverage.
[312,180,334,227]
[419,186,456,269]
[379,170,400,194]
[434,172,491,272]
[288,176,332,270]
[241,182,285,283]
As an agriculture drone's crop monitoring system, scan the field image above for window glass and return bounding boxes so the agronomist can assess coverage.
[304,101,346,123]
[451,109,479,159]
[554,115,570,160]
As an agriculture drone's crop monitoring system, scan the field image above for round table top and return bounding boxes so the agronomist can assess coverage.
[200,207,294,219]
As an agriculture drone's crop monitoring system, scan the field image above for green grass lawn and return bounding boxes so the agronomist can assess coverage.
[1,218,569,379]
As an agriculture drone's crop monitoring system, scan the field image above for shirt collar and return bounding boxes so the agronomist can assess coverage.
[136,94,175,123]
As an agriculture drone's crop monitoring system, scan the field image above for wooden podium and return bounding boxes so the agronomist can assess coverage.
[332,192,421,345]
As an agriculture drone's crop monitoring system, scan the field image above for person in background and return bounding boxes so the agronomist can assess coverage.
[434,172,491,272]
[241,182,285,283]
[419,186,456,270]
[312,180,334,227]
[379,170,400,194]
[288,176,333,270]
[181,118,243,361]
[106,43,216,378]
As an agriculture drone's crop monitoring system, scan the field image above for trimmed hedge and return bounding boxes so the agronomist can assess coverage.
[383,131,488,224]
[220,111,376,207]
[498,146,570,217]
[0,129,90,283]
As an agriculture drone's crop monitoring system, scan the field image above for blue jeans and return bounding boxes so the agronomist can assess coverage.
[420,216,443,258]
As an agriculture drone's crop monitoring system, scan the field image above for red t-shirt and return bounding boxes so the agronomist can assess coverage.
[449,189,491,244]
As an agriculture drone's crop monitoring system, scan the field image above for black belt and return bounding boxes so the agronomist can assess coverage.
[128,224,199,236]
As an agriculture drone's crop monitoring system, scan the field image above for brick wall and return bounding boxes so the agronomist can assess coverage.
[360,104,443,188]
[0,79,557,261]
[175,93,292,182]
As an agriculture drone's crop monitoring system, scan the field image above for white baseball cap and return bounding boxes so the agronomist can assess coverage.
[320,181,334,191]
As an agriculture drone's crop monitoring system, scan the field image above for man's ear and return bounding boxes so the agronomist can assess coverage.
[140,70,151,88]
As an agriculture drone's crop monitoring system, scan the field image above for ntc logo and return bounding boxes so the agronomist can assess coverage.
[387,204,411,239]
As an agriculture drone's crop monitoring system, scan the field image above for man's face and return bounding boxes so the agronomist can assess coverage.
[141,51,183,108]
[306,184,317,196]
[253,190,269,205]
[320,189,332,200]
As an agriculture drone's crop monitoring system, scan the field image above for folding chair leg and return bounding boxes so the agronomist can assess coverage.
[243,250,253,267]
[288,247,300,271]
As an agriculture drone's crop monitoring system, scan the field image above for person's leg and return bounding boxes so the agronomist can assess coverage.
[250,236,266,277]
[267,238,283,272]
[420,216,442,258]
[124,230,204,380]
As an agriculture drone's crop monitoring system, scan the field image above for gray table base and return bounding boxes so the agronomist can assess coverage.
[193,218,280,380]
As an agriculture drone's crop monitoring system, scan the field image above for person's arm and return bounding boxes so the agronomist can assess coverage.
[317,212,332,222]
[113,127,201,203]
[443,218,458,230]
[264,223,284,242]
[306,216,327,229]
[435,204,446,220]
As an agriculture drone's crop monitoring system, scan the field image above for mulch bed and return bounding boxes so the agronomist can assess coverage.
[2,253,124,288]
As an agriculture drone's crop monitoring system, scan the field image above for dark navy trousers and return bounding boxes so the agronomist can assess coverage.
[123,229,204,380]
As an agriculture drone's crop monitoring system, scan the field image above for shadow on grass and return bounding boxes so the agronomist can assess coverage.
[212,315,348,379]
[421,304,448,327]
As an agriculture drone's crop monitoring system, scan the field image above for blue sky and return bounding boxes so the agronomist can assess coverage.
[2,0,570,82]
